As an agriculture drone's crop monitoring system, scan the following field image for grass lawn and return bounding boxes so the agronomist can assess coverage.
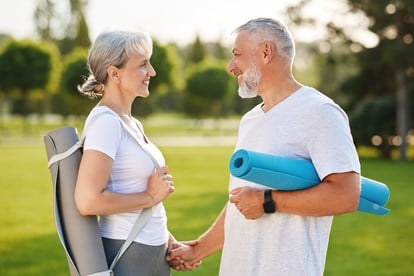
[0,139,413,275]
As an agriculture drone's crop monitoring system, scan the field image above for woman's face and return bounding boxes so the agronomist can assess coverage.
[117,53,156,98]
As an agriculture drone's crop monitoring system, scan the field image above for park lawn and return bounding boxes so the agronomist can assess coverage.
[0,142,413,275]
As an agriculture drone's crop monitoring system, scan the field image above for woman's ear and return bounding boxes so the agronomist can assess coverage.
[107,66,120,82]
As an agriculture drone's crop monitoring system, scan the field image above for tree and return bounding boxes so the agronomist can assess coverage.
[133,41,180,117]
[34,0,90,55]
[187,35,207,64]
[0,39,60,121]
[149,40,175,92]
[34,0,57,41]
[52,47,95,118]
[350,96,396,158]
[72,11,91,49]
[183,62,235,118]
[287,0,414,160]
[345,0,414,160]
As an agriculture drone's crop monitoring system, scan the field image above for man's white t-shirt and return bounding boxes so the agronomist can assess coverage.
[83,106,169,246]
[219,87,360,276]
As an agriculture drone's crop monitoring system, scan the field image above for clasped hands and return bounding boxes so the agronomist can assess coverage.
[166,186,264,271]
[166,240,201,271]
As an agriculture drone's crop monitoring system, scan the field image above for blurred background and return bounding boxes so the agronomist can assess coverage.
[0,0,413,275]
[0,0,412,159]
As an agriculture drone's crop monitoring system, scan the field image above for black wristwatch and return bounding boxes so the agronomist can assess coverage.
[263,189,276,213]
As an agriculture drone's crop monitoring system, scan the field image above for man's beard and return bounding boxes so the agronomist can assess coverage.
[238,63,261,98]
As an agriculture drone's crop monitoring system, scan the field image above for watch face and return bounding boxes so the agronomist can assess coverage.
[264,202,275,213]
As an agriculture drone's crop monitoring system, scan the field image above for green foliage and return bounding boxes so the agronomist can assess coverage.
[0,39,61,115]
[230,93,262,115]
[150,40,175,93]
[183,62,236,117]
[34,0,90,55]
[344,0,414,160]
[60,48,89,93]
[287,0,414,160]
[132,41,181,118]
[350,96,396,158]
[187,35,207,64]
[72,11,91,49]
[52,47,96,116]
[34,0,57,41]
[0,40,51,91]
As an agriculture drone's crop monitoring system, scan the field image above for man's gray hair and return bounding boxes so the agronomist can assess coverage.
[235,18,295,65]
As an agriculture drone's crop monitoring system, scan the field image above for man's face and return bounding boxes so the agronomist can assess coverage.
[227,31,262,98]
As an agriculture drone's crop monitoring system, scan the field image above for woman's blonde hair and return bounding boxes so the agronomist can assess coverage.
[78,31,153,99]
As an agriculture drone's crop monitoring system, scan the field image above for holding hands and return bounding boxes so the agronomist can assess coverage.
[166,240,202,271]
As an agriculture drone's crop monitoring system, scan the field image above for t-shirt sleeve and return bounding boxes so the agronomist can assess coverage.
[83,114,122,160]
[307,103,361,180]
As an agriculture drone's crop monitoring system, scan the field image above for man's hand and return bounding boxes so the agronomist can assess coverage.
[229,186,264,219]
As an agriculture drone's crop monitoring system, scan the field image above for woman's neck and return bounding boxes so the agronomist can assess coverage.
[98,94,131,117]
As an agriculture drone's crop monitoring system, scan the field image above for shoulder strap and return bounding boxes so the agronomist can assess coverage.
[84,110,160,271]
[105,113,163,270]
[87,111,160,270]
[116,117,162,168]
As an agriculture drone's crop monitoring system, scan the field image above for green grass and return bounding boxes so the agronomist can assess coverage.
[325,158,414,275]
[0,113,241,140]
[0,139,413,275]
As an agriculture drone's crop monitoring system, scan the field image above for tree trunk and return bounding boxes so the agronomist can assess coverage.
[396,67,408,161]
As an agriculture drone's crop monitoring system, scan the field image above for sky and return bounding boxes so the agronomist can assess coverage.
[0,0,297,46]
[0,0,377,47]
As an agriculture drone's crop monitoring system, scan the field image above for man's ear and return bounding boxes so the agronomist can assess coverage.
[262,41,275,63]
[107,66,119,82]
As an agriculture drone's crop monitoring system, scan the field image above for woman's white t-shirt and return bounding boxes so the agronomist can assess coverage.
[219,86,361,276]
[83,106,168,246]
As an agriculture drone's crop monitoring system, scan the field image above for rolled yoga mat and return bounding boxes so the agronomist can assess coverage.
[44,127,110,276]
[229,149,390,215]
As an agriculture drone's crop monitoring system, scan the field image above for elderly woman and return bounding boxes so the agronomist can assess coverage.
[75,30,177,275]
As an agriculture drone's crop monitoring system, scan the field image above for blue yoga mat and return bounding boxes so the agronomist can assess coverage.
[229,149,390,216]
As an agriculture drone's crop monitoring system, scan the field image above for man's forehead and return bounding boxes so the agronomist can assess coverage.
[232,31,255,51]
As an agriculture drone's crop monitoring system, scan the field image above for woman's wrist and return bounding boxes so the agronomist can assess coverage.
[143,191,155,208]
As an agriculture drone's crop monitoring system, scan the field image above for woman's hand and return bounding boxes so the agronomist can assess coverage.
[146,166,175,206]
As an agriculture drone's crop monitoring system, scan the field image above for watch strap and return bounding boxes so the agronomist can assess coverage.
[263,189,276,213]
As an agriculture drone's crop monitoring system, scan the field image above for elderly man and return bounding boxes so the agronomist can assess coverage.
[167,17,360,276]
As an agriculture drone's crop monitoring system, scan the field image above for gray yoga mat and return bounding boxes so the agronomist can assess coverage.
[44,127,110,276]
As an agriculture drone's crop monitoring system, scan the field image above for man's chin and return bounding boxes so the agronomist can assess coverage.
[238,90,257,99]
